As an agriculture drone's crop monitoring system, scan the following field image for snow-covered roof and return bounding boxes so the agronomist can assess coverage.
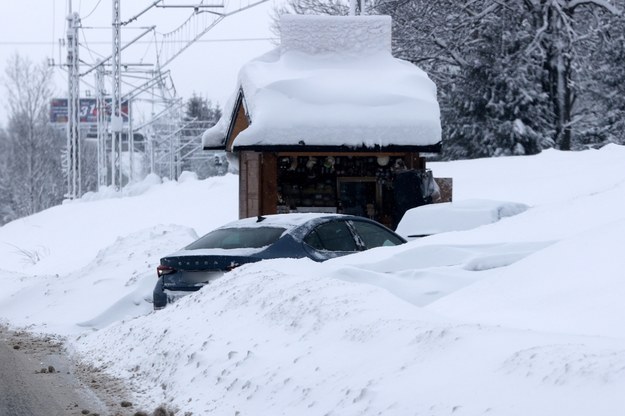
[396,199,530,238]
[215,212,342,229]
[203,14,441,151]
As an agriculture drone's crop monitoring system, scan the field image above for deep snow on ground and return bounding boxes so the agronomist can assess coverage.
[1,146,625,415]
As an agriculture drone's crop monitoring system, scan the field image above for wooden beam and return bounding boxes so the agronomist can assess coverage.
[276,151,409,157]
[261,152,278,215]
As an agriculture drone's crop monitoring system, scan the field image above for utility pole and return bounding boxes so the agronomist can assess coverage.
[75,0,264,186]
[111,0,123,189]
[66,6,81,199]
[95,64,108,188]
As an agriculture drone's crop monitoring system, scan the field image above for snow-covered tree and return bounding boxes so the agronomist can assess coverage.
[572,2,625,147]
[521,0,622,150]
[455,2,553,158]
[279,0,349,15]
[180,94,225,178]
[374,0,550,158]
[376,0,622,155]
[183,93,222,134]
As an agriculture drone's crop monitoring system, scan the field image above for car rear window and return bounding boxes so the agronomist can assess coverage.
[185,227,287,250]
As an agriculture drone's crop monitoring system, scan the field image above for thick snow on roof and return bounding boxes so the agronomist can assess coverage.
[203,15,441,150]
[279,13,392,56]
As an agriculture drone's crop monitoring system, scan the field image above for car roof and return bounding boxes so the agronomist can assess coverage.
[216,213,354,231]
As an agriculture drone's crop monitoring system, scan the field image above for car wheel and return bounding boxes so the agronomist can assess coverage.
[152,278,168,310]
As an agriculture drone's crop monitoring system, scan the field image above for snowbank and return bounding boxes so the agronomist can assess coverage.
[0,174,238,276]
[2,145,625,415]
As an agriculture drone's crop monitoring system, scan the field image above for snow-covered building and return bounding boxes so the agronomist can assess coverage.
[203,14,442,228]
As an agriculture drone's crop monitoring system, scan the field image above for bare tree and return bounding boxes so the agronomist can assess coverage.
[0,127,17,223]
[0,54,65,223]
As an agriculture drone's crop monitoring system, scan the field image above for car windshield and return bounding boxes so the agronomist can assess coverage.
[185,226,287,250]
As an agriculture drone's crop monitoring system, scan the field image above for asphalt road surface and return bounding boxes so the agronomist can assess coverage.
[0,326,140,416]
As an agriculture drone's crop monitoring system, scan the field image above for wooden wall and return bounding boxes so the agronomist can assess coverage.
[239,151,278,218]
[260,153,278,216]
[239,152,259,218]
[238,151,440,219]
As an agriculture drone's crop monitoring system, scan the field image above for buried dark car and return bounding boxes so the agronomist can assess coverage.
[153,213,406,309]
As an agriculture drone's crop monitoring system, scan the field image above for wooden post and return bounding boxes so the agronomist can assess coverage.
[261,152,278,215]
[239,151,261,218]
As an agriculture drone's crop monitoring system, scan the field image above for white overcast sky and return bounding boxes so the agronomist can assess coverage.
[0,0,280,124]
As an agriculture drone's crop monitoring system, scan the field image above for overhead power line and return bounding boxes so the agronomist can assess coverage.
[0,38,275,46]
[82,0,104,20]
[56,0,272,192]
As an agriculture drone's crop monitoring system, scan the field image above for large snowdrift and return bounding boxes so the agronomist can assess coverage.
[1,145,625,415]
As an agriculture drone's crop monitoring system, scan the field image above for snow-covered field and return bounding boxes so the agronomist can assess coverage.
[1,146,625,415]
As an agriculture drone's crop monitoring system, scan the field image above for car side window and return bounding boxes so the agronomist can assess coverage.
[303,229,324,250]
[349,220,405,249]
[304,221,358,252]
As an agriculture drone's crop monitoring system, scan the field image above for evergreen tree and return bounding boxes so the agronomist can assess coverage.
[375,0,551,158]
[442,2,551,158]
[181,93,226,178]
[375,0,622,155]
[183,93,221,135]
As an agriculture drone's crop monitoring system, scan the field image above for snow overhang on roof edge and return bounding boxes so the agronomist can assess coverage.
[231,143,443,153]
[202,14,442,152]
[201,91,238,150]
[202,128,227,150]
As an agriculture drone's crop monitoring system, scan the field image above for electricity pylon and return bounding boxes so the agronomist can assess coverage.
[66,9,81,199]
[111,0,123,189]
